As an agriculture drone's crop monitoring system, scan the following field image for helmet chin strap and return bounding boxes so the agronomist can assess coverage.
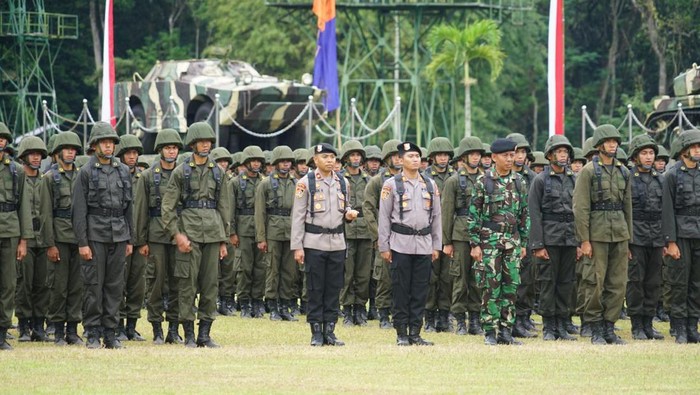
[467,162,479,169]
[162,155,176,163]
[349,162,361,168]
[638,164,653,170]
[514,161,524,167]
[195,151,209,157]
[482,163,491,169]
[601,149,617,158]
[436,163,447,169]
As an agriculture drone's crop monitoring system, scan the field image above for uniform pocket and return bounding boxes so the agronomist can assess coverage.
[449,251,461,277]
[399,194,412,212]
[232,248,243,271]
[312,192,327,213]
[422,191,433,211]
[337,192,346,212]
[81,260,98,285]
[174,251,190,279]
[145,254,156,279]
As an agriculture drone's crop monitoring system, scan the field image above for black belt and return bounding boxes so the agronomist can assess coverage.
[88,207,125,217]
[483,221,514,234]
[391,223,432,236]
[149,207,162,218]
[184,200,217,209]
[267,208,291,216]
[32,218,40,232]
[237,208,255,216]
[591,202,623,211]
[676,207,700,217]
[455,208,470,217]
[53,208,72,219]
[633,211,661,221]
[305,223,344,234]
[542,212,574,222]
[0,202,17,212]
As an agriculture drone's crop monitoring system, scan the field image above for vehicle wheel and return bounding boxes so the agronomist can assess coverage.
[131,104,157,154]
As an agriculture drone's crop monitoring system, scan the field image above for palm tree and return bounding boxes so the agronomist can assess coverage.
[425,20,506,137]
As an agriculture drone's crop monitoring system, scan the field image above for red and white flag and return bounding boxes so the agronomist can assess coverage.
[100,0,115,126]
[548,0,564,136]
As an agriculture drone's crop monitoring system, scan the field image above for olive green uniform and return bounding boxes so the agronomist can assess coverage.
[119,169,147,323]
[513,165,536,319]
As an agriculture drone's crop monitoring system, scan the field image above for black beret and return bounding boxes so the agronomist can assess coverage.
[491,138,517,154]
[397,141,421,156]
[313,143,337,156]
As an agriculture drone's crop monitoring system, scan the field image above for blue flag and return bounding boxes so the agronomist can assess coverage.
[313,1,339,112]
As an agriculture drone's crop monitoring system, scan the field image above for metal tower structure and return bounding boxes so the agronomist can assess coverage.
[0,0,78,137]
[267,0,533,145]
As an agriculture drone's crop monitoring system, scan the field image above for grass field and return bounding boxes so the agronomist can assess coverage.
[4,315,700,394]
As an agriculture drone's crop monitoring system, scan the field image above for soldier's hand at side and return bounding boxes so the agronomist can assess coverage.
[664,242,681,260]
[345,209,359,221]
[443,244,454,258]
[139,244,149,257]
[16,239,27,261]
[219,243,228,260]
[257,241,268,253]
[126,244,133,257]
[47,246,60,262]
[175,233,191,254]
[381,251,392,263]
[576,247,583,261]
[533,248,549,260]
[470,246,482,262]
[628,249,632,260]
[432,250,440,262]
[520,247,527,259]
[580,241,593,258]
[79,246,93,261]
[230,234,240,248]
[294,249,304,265]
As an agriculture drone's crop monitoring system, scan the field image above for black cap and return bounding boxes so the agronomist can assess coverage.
[313,143,337,156]
[491,138,517,154]
[397,141,421,156]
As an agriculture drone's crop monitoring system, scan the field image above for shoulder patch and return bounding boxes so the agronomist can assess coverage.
[135,173,141,178]
[381,185,392,200]
[295,182,307,198]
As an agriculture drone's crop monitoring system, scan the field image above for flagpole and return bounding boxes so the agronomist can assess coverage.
[335,109,342,148]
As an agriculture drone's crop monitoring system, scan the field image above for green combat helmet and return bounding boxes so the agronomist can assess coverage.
[573,147,587,165]
[210,147,232,164]
[340,140,365,163]
[46,134,59,156]
[420,147,428,161]
[591,124,622,148]
[669,136,683,160]
[628,134,658,160]
[117,134,144,157]
[456,136,484,158]
[89,122,120,146]
[293,148,308,164]
[531,151,548,167]
[271,145,295,165]
[53,131,83,155]
[18,136,48,160]
[427,137,454,158]
[0,122,11,141]
[381,139,402,162]
[241,145,265,165]
[263,150,272,165]
[543,134,573,167]
[506,132,532,152]
[154,128,183,151]
[616,147,628,164]
[364,145,381,161]
[656,145,670,161]
[183,122,216,146]
[482,143,492,156]
[230,152,243,169]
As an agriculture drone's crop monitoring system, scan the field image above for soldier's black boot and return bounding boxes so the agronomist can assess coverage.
[435,310,449,333]
[630,316,649,340]
[53,322,67,346]
[589,321,606,345]
[0,327,13,351]
[103,327,124,349]
[323,322,345,346]
[31,317,50,342]
[603,321,626,345]
[182,321,196,348]
[423,310,436,333]
[408,325,434,346]
[239,299,252,319]
[116,319,128,341]
[85,327,101,349]
[151,321,164,345]
[196,320,220,348]
[217,296,231,316]
[542,316,558,341]
[579,315,592,337]
[354,304,368,327]
[342,305,354,326]
[497,326,523,345]
[268,300,282,321]
[672,317,687,344]
[310,323,323,346]
[686,317,700,344]
[378,308,392,329]
[655,303,670,322]
[484,329,497,346]
[367,299,378,321]
[524,311,537,332]
[395,325,410,346]
[126,318,146,341]
[468,311,484,335]
[65,322,84,346]
[454,313,468,336]
[251,299,264,318]
[300,300,308,316]
[513,314,536,338]
[564,316,579,334]
[279,299,299,322]
[227,297,238,316]
[46,321,55,337]
[556,317,577,341]
[642,315,664,340]
[290,299,301,317]
[165,321,183,344]
[17,318,31,342]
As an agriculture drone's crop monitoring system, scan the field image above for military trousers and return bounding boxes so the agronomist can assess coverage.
[235,236,266,301]
[425,251,453,312]
[475,247,521,331]
[575,256,593,317]
[47,243,82,323]
[373,245,393,310]
[340,238,372,307]
[450,241,481,314]
[119,248,146,320]
[305,248,344,324]
[663,238,700,319]
[0,237,19,328]
[15,246,49,319]
[626,245,662,317]
[582,241,628,324]
[390,251,431,329]
[535,245,576,318]
[218,243,236,298]
[145,242,179,323]
[175,241,219,322]
[81,240,127,330]
[515,253,536,316]
[264,239,296,301]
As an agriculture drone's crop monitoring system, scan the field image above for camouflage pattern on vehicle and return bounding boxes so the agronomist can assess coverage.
[114,59,325,153]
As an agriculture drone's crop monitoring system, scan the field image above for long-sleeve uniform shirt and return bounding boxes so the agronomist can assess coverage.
[254,172,296,242]
[528,167,578,249]
[442,169,480,244]
[39,164,79,246]
[24,174,44,248]
[0,156,32,239]
[230,172,261,238]
[631,170,664,247]
[662,162,700,243]
[133,163,178,245]
[343,170,370,240]
[363,170,395,242]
